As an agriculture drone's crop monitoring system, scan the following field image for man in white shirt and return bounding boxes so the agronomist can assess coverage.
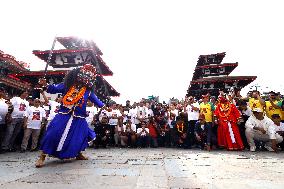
[108,103,122,126]
[86,100,97,130]
[145,102,154,118]
[2,91,29,151]
[136,101,148,128]
[21,98,46,152]
[128,103,138,126]
[108,103,122,145]
[271,114,284,133]
[245,108,283,152]
[47,99,61,122]
[98,106,111,122]
[169,104,179,120]
[136,122,150,148]
[40,92,62,131]
[122,119,137,147]
[184,96,200,147]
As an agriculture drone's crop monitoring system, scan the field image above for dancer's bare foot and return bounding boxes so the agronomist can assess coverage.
[76,152,88,160]
[35,153,46,168]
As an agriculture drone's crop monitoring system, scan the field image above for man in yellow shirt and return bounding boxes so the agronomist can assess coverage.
[199,94,216,150]
[249,90,265,111]
[265,91,282,119]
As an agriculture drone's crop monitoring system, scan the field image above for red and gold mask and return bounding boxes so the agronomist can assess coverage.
[77,64,97,88]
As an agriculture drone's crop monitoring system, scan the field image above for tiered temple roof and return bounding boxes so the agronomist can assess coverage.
[197,52,226,66]
[56,36,103,55]
[33,48,113,75]
[187,52,257,98]
[0,50,29,73]
[0,36,119,102]
[0,50,31,94]
[31,36,119,102]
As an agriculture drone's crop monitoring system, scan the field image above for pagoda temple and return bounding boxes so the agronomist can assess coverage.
[0,50,31,95]
[24,36,119,103]
[0,37,119,103]
[187,52,257,98]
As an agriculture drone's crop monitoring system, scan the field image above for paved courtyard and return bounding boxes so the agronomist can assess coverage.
[0,148,284,189]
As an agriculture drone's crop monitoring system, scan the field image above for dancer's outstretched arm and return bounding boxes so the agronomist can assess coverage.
[46,83,65,94]
[38,78,65,94]
[89,92,104,108]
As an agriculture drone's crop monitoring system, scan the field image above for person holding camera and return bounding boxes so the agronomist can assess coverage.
[123,119,137,147]
[136,101,148,128]
[137,122,149,148]
[108,103,122,145]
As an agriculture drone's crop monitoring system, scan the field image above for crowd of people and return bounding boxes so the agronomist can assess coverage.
[0,86,284,154]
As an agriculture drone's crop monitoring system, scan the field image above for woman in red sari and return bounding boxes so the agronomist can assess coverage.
[214,96,244,150]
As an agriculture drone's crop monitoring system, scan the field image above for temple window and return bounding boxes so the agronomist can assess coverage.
[219,67,225,73]
[204,69,210,75]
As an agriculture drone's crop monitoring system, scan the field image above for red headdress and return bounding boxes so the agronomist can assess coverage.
[218,95,228,103]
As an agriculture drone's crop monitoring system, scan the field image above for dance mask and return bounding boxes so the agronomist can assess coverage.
[77,64,97,88]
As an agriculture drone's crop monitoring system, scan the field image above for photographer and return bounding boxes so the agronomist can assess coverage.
[94,116,111,148]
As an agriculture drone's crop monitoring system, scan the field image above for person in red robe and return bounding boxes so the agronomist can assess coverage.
[214,96,244,150]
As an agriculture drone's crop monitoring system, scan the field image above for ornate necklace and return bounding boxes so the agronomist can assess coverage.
[62,86,86,106]
[219,102,232,118]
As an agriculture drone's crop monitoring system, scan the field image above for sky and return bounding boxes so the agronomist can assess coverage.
[1,0,284,104]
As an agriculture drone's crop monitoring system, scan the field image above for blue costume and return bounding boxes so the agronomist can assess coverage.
[40,83,104,159]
